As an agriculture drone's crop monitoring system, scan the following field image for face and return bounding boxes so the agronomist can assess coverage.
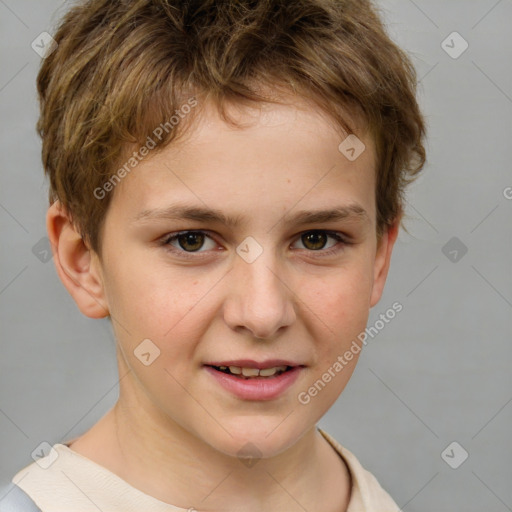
[87,98,397,458]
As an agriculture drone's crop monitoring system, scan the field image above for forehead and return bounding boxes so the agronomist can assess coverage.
[109,97,377,228]
[174,95,373,159]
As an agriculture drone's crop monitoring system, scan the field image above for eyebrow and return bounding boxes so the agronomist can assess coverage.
[133,202,370,228]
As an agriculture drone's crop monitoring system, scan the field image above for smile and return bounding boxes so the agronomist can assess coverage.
[204,363,304,401]
[212,365,290,378]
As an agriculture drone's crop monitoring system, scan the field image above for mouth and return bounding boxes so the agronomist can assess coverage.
[203,360,305,400]
[207,364,294,379]
[204,359,304,379]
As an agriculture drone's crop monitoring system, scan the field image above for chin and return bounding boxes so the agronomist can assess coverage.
[198,416,310,461]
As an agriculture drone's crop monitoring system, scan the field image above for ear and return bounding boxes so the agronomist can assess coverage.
[369,215,401,308]
[46,201,109,318]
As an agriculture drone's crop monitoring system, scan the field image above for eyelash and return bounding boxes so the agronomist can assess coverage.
[160,230,350,260]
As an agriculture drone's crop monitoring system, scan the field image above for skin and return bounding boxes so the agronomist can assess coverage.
[47,96,400,512]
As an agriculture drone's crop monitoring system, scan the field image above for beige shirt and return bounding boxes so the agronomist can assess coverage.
[12,428,399,512]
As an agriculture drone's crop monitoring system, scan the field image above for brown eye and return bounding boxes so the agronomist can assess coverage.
[301,231,328,250]
[291,230,348,256]
[164,230,217,254]
[176,232,205,252]
[161,230,218,260]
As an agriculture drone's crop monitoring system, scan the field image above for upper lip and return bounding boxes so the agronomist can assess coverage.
[205,359,304,369]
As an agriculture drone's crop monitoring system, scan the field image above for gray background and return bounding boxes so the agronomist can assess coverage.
[1,1,511,510]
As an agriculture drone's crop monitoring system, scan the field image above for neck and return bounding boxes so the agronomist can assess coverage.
[68,365,351,511]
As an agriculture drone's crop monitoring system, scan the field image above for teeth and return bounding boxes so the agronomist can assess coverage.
[241,367,260,377]
[259,367,278,377]
[223,365,288,377]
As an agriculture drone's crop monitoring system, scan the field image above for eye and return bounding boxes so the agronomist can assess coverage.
[163,230,217,254]
[161,229,349,259]
[291,230,347,255]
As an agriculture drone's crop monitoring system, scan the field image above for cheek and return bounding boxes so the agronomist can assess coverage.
[104,256,200,334]
[104,263,218,374]
[304,261,374,341]
[297,268,372,412]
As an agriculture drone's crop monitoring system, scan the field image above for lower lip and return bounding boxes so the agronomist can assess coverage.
[204,366,303,401]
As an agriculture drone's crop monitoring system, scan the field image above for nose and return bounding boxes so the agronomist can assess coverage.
[222,250,296,340]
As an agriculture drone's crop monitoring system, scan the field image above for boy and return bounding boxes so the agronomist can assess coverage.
[3,0,426,510]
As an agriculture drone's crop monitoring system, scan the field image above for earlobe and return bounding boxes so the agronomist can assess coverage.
[369,217,401,308]
[46,201,109,318]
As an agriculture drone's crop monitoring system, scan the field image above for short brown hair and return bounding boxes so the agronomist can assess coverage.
[37,0,426,254]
